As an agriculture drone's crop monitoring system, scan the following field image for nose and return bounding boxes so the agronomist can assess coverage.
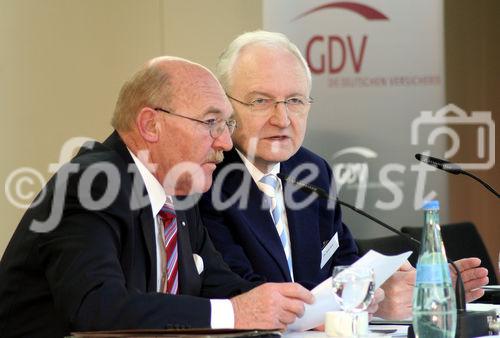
[269,101,290,128]
[212,125,233,151]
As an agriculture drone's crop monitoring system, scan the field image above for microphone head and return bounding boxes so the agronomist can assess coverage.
[415,154,463,175]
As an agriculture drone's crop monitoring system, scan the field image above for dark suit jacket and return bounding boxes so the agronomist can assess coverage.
[0,131,255,338]
[199,147,359,290]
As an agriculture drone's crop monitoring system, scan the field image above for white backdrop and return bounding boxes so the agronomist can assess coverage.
[263,0,447,238]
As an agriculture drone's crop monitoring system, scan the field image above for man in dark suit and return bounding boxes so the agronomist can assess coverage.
[200,146,357,290]
[198,31,489,320]
[0,56,313,337]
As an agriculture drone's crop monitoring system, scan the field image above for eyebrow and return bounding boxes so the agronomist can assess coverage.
[245,91,307,98]
[200,107,230,120]
[245,91,272,98]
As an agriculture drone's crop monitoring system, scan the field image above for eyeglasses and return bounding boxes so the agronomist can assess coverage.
[154,107,237,139]
[227,94,313,115]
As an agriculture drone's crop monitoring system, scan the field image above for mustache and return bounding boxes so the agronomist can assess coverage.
[207,151,224,164]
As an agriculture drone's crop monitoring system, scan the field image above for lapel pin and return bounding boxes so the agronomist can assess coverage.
[181,221,186,227]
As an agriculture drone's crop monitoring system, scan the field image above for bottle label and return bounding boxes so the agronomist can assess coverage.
[416,263,446,284]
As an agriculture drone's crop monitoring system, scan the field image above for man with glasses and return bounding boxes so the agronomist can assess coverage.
[199,31,489,320]
[0,56,314,337]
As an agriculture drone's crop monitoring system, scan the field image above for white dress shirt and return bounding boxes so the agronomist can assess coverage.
[235,149,294,281]
[128,149,234,328]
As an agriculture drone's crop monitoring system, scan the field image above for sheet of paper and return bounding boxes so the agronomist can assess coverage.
[288,250,412,332]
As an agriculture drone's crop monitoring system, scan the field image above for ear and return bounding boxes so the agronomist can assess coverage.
[136,107,160,142]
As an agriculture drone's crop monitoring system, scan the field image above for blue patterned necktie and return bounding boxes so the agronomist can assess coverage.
[260,174,293,277]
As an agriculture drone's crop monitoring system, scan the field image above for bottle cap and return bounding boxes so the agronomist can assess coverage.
[422,200,440,210]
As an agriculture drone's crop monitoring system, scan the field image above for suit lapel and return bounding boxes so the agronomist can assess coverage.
[222,150,292,281]
[280,161,322,283]
[103,131,157,291]
[138,206,157,291]
[174,206,201,296]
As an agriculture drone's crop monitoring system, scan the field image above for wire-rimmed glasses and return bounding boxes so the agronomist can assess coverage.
[154,107,236,139]
[226,94,313,115]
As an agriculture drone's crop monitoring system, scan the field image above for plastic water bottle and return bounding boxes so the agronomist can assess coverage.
[412,200,457,338]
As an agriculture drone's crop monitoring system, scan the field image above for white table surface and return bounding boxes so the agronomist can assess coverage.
[284,325,408,337]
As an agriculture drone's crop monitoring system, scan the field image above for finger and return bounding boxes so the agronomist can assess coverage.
[279,309,299,325]
[399,260,414,271]
[453,257,481,272]
[367,289,384,314]
[265,310,287,330]
[367,302,379,314]
[460,267,489,283]
[272,320,286,330]
[465,288,485,303]
[373,288,385,303]
[314,324,325,331]
[279,283,315,304]
[282,298,306,318]
[463,276,489,291]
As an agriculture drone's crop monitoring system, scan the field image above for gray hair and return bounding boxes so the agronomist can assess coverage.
[215,30,312,92]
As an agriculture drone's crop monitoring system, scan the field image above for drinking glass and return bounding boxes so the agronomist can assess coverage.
[331,265,375,337]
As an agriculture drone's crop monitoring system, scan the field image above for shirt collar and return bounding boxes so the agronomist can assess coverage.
[128,148,168,216]
[235,148,280,188]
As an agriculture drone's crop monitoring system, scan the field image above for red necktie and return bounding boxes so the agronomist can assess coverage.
[158,202,178,294]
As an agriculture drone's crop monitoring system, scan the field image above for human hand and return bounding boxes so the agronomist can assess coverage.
[375,261,415,320]
[230,282,314,330]
[451,257,488,302]
[367,288,385,317]
[313,324,325,331]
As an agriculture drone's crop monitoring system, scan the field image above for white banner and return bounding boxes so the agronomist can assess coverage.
[263,0,447,235]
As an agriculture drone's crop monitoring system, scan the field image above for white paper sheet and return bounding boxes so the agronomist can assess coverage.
[288,250,412,332]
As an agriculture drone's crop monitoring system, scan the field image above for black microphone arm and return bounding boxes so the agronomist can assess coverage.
[276,172,466,311]
[415,153,499,198]
[277,173,419,245]
[336,200,420,246]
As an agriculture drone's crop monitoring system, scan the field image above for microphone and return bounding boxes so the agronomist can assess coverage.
[276,173,466,312]
[415,154,499,198]
[415,153,463,174]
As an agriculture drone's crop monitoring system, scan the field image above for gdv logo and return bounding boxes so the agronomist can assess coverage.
[293,2,388,75]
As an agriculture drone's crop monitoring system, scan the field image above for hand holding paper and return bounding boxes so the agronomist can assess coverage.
[288,250,412,331]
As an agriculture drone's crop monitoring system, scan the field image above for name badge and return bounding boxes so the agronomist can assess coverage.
[320,233,339,269]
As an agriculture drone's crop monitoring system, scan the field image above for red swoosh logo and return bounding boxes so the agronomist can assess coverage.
[293,1,389,21]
